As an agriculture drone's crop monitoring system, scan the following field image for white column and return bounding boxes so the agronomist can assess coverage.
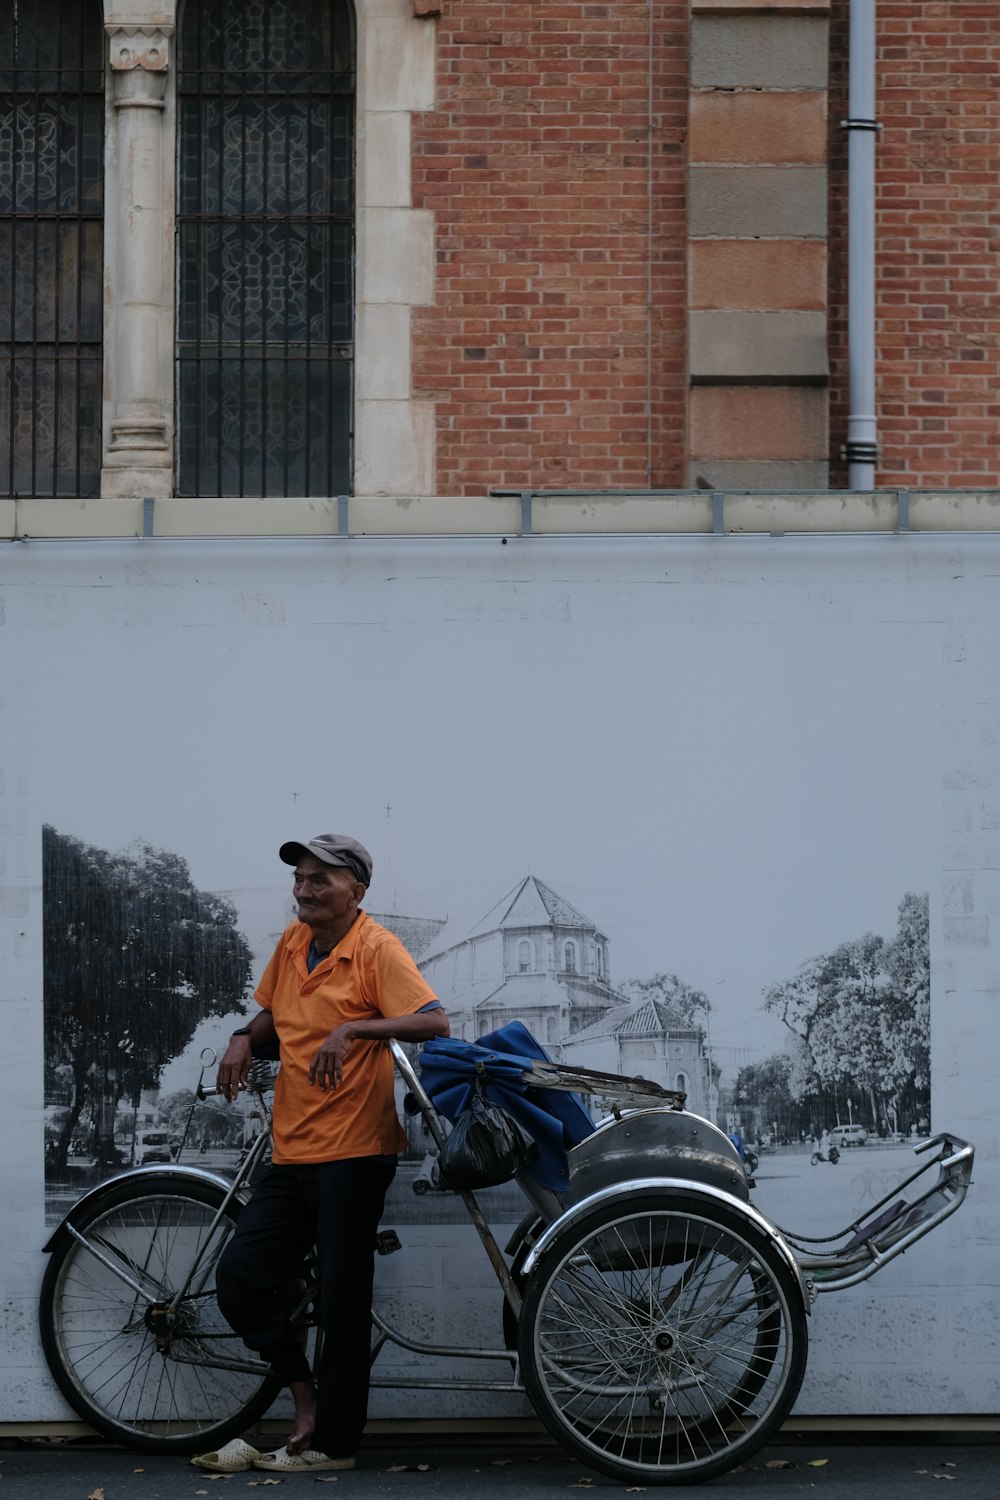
[101,25,174,498]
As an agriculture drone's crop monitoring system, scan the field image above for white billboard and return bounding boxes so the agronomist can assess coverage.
[1,532,997,1425]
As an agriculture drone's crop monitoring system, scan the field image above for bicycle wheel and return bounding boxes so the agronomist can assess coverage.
[39,1173,282,1453]
[517,1190,808,1485]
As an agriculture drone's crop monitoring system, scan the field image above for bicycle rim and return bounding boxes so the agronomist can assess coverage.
[40,1176,280,1452]
[518,1192,808,1484]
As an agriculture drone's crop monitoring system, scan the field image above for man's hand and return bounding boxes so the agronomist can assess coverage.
[309,1023,356,1091]
[217,1035,253,1102]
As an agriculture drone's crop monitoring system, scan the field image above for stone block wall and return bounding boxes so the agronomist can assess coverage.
[688,0,831,490]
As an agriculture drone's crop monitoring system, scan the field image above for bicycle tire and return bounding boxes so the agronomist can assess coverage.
[517,1190,808,1485]
[39,1173,282,1453]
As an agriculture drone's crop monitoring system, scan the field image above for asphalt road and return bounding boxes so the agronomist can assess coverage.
[0,1434,996,1500]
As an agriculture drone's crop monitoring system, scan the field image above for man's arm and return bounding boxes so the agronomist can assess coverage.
[309,1004,449,1092]
[217,1009,278,1102]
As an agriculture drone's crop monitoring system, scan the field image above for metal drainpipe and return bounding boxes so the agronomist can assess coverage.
[843,0,879,489]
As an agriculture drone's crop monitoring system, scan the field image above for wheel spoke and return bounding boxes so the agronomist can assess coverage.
[40,1179,279,1452]
[519,1194,807,1484]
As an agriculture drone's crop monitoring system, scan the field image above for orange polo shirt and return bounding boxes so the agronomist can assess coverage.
[254,912,438,1164]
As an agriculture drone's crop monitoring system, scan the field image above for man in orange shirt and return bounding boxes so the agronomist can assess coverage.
[194,834,448,1476]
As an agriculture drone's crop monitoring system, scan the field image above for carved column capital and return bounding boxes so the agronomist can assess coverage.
[107,25,173,108]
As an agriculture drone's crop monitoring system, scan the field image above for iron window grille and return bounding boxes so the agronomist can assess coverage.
[0,0,104,498]
[176,0,355,498]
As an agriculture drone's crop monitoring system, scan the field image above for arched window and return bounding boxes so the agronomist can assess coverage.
[675,1072,688,1096]
[176,0,355,496]
[1,1,103,496]
[563,941,576,972]
[518,939,533,974]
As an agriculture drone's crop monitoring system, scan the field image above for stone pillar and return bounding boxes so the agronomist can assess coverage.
[101,25,174,498]
[687,0,831,491]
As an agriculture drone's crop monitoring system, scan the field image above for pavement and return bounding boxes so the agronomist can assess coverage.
[0,1432,997,1500]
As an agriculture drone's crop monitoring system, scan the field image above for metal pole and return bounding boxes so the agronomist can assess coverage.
[844,1,878,489]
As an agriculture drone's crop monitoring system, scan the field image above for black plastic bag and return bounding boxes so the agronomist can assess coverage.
[437,1071,535,1190]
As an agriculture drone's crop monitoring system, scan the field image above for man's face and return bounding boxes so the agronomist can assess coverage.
[291,854,363,933]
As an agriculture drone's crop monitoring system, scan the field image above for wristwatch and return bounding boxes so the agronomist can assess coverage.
[231,1025,254,1038]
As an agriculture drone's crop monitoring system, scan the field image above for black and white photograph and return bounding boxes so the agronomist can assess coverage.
[2,533,996,1426]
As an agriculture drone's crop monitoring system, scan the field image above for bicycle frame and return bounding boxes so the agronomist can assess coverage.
[55,1045,973,1391]
[39,1036,977,1482]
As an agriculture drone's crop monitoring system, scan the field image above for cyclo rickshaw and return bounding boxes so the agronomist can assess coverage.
[39,1023,974,1485]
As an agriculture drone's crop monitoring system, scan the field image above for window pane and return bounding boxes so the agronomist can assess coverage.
[177,352,350,499]
[177,0,355,498]
[0,1,103,497]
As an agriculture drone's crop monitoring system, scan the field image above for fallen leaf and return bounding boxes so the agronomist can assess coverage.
[625,1488,647,1493]
[247,1482,283,1488]
[943,1463,958,1468]
[133,1469,145,1474]
[491,1459,514,1466]
[570,1483,595,1489]
[87,1490,106,1500]
[765,1459,795,1470]
[806,1459,829,1468]
[384,1464,436,1474]
[934,1477,957,1482]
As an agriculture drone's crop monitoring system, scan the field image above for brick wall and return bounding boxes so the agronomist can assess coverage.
[410,3,1000,496]
[829,0,1000,488]
[410,2,689,495]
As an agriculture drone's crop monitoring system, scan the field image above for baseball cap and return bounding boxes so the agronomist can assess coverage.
[279,833,373,887]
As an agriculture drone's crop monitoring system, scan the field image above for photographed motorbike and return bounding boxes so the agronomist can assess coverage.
[811,1144,841,1165]
[412,1148,444,1194]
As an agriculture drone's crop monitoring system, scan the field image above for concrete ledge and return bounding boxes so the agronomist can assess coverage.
[689,166,827,238]
[692,16,829,90]
[688,460,830,489]
[1,1413,998,1441]
[693,2,830,13]
[4,492,1000,539]
[690,310,829,381]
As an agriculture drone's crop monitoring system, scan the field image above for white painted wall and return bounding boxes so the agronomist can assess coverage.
[1,532,997,1423]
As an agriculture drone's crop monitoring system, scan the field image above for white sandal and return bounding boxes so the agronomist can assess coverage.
[190,1437,262,1472]
[253,1447,356,1472]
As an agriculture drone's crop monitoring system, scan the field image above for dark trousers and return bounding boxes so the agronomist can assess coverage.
[216,1156,396,1459]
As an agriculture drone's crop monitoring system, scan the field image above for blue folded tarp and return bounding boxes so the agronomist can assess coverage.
[417,1021,596,1192]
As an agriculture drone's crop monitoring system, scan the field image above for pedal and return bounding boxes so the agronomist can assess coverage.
[374,1229,402,1256]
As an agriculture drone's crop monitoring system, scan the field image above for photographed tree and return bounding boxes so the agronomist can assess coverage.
[43,825,253,1169]
[732,1053,802,1143]
[618,972,710,1028]
[762,892,930,1136]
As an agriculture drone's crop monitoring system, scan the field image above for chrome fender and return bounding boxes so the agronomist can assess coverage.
[520,1175,812,1314]
[42,1163,238,1252]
